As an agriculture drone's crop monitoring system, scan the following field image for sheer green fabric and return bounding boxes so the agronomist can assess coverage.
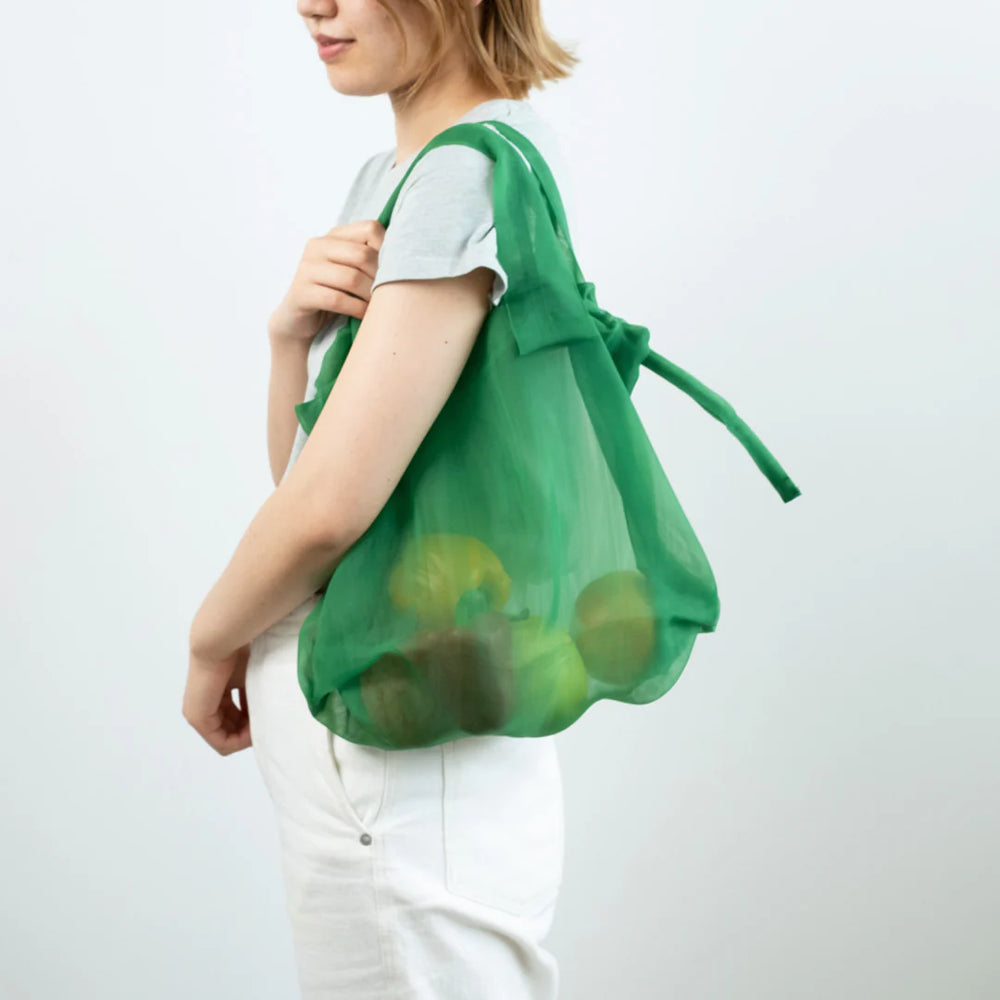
[292,120,802,749]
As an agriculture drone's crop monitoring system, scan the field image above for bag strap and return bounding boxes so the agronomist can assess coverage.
[297,122,594,434]
[477,120,585,283]
[474,122,803,504]
[381,121,602,358]
[360,121,801,504]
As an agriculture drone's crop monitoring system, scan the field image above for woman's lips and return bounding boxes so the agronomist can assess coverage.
[317,38,354,61]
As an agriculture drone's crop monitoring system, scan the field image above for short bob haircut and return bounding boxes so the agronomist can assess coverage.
[380,0,581,109]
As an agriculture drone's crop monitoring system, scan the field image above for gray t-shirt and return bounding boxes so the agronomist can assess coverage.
[279,97,577,484]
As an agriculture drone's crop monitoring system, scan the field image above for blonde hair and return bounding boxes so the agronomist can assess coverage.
[379,0,581,108]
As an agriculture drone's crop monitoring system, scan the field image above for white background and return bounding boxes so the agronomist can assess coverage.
[1,0,996,996]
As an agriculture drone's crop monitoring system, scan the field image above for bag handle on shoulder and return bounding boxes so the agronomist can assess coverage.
[471,123,804,503]
[374,121,803,504]
[380,121,602,358]
[477,119,585,283]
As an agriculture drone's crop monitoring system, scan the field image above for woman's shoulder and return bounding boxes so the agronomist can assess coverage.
[344,98,574,226]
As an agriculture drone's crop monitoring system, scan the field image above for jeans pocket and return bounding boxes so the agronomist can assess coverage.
[442,734,565,916]
[324,730,392,834]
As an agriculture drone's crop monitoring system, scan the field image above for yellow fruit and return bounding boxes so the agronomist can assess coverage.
[571,569,657,684]
[388,533,511,626]
[508,615,589,734]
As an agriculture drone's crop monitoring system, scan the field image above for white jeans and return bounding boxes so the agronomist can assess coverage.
[245,594,565,999]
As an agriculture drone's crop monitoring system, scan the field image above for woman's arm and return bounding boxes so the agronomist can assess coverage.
[263,217,387,486]
[189,264,496,662]
[266,330,311,487]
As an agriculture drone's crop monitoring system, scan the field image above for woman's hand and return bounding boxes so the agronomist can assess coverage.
[268,219,386,344]
[182,642,252,756]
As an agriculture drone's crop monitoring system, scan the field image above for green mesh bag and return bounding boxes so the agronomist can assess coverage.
[292,119,802,750]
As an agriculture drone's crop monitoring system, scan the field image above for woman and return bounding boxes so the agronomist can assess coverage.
[182,0,581,996]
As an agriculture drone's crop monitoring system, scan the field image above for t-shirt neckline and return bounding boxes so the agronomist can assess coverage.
[385,98,525,176]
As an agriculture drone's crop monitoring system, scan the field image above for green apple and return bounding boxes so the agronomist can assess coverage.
[570,569,657,684]
[508,615,590,734]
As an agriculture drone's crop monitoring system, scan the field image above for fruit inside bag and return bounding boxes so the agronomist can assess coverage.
[293,119,802,750]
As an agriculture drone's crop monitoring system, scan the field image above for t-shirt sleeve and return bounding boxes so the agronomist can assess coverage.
[370,144,508,308]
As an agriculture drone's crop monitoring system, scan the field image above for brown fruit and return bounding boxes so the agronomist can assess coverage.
[359,651,453,747]
[403,611,515,734]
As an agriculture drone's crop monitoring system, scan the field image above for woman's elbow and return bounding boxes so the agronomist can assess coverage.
[276,476,361,554]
